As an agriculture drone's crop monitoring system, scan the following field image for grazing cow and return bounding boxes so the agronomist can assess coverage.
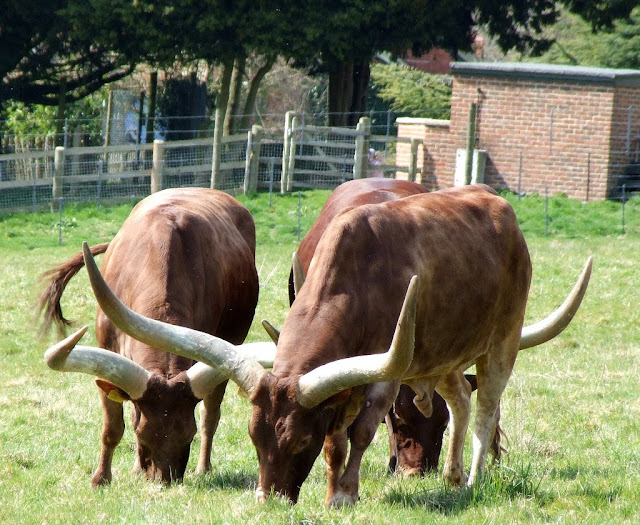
[70,185,591,505]
[40,187,274,485]
[386,377,504,476]
[282,178,502,477]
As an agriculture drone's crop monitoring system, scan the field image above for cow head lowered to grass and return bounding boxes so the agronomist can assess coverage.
[69,185,591,505]
[40,188,274,485]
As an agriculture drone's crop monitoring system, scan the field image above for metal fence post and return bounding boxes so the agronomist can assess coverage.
[545,187,549,236]
[151,139,165,193]
[32,158,37,213]
[353,117,370,179]
[269,158,275,207]
[518,150,523,201]
[97,159,103,208]
[297,191,301,242]
[408,137,421,182]
[622,184,626,234]
[52,146,65,211]
[58,197,64,245]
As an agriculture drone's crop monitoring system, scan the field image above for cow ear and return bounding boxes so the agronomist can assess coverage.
[321,389,351,408]
[95,379,131,403]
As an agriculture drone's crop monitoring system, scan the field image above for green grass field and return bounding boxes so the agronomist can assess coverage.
[1,189,639,524]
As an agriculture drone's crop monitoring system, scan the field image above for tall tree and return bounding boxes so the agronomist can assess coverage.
[0,0,135,105]
[533,6,640,69]
[281,0,637,126]
[2,0,638,125]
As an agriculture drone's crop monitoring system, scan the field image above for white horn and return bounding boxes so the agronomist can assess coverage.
[520,256,593,350]
[44,326,150,400]
[297,275,419,408]
[187,341,278,399]
[292,252,305,296]
[81,242,267,396]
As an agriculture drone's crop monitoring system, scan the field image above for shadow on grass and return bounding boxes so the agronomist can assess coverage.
[383,462,553,514]
[190,469,258,491]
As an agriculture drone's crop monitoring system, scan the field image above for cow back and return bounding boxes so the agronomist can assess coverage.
[277,185,531,379]
[291,178,427,304]
[98,188,259,374]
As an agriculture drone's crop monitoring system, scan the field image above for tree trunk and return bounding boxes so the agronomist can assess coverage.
[327,60,370,127]
[211,56,234,188]
[217,57,234,129]
[239,56,276,132]
[224,56,245,136]
[146,71,158,144]
[55,79,67,147]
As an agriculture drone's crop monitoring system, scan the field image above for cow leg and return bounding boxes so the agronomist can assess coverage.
[324,430,348,506]
[385,412,398,474]
[91,390,125,486]
[196,380,228,475]
[468,342,517,485]
[435,370,472,486]
[328,381,399,507]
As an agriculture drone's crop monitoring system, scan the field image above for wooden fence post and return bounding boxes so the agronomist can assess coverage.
[408,137,421,182]
[281,111,299,193]
[51,146,65,211]
[353,117,371,179]
[244,125,263,194]
[151,139,165,193]
[211,107,223,189]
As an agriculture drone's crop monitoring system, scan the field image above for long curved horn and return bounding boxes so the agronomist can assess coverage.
[261,319,280,344]
[187,341,276,399]
[81,241,267,396]
[292,252,305,297]
[520,256,593,350]
[297,275,419,408]
[44,326,150,399]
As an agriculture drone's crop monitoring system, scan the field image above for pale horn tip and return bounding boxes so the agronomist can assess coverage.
[44,325,89,370]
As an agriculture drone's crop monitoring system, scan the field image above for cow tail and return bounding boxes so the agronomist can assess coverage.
[37,242,110,336]
[489,405,509,463]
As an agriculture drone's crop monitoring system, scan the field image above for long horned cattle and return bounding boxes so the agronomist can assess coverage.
[277,177,503,477]
[40,188,274,486]
[75,184,591,505]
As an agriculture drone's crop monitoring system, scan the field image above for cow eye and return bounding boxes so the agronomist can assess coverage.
[292,435,312,454]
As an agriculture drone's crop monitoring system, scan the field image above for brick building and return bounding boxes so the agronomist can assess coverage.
[397,62,640,200]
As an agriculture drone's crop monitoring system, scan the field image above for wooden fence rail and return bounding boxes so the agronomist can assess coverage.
[0,114,422,212]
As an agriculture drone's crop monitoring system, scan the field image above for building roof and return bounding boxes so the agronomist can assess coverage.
[451,62,640,87]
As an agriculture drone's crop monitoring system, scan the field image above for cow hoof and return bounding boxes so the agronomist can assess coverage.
[255,488,267,503]
[91,473,112,487]
[195,464,211,475]
[328,491,357,507]
[398,466,423,478]
[442,465,467,487]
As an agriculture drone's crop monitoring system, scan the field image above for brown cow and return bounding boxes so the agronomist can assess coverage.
[387,377,504,476]
[40,187,274,485]
[283,178,501,477]
[70,185,591,505]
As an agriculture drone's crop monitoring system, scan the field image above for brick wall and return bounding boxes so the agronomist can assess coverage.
[397,63,640,200]
[396,118,453,188]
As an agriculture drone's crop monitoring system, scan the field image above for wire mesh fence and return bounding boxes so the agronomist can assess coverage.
[0,112,417,213]
[2,110,639,241]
